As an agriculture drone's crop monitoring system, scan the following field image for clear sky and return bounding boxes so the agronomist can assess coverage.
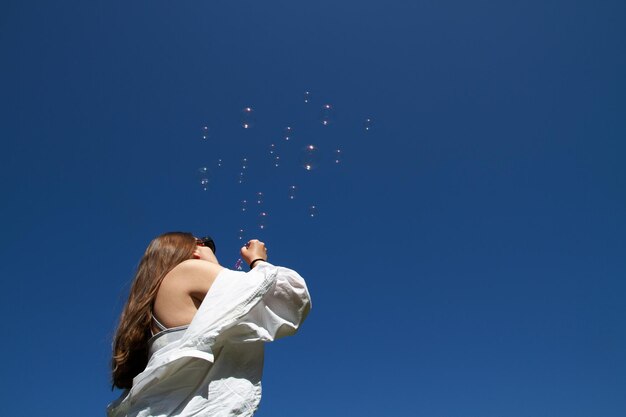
[1,1,625,416]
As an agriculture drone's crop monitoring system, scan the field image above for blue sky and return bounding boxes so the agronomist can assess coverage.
[1,1,625,416]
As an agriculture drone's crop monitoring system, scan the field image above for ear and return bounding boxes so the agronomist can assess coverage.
[192,249,201,259]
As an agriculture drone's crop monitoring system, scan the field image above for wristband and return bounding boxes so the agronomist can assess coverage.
[249,258,266,269]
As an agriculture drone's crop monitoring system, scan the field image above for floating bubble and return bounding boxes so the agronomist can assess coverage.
[256,192,264,205]
[288,185,297,200]
[274,155,280,167]
[308,205,318,218]
[269,143,276,155]
[284,126,293,141]
[241,157,248,170]
[320,104,332,126]
[364,118,372,131]
[237,228,245,241]
[333,149,342,164]
[200,178,209,191]
[217,158,223,168]
[301,144,319,171]
[202,126,209,140]
[238,171,245,184]
[258,212,268,230]
[241,107,255,129]
[304,91,311,103]
[241,199,248,212]
[198,166,209,176]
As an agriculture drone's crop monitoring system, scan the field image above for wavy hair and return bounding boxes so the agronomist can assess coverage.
[111,232,197,389]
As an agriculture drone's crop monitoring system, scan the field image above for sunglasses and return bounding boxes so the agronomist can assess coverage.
[195,236,216,254]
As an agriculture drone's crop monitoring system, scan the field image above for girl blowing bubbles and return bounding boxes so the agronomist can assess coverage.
[108,232,311,417]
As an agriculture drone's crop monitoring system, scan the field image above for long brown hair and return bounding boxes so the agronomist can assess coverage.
[111,232,197,389]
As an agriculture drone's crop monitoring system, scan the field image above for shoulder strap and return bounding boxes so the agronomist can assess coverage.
[152,314,169,331]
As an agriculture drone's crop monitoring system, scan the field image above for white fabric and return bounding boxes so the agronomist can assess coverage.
[107,262,311,417]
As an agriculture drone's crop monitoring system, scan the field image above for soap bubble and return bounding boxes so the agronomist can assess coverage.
[364,118,372,131]
[304,91,311,103]
[198,166,209,176]
[217,158,223,168]
[301,144,319,171]
[241,199,248,212]
[241,107,254,129]
[241,157,248,170]
[200,178,209,191]
[308,205,318,218]
[288,185,297,200]
[320,104,332,126]
[202,126,209,140]
[274,155,280,167]
[333,149,342,164]
[284,126,293,141]
[269,143,276,155]
[256,192,264,205]
[238,171,245,184]
[238,228,245,241]
[258,212,268,229]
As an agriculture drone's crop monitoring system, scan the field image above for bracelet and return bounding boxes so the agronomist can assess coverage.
[249,258,266,269]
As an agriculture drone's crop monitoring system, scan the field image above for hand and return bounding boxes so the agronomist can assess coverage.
[240,239,268,267]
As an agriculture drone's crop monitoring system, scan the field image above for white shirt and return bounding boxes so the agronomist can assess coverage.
[107,261,311,417]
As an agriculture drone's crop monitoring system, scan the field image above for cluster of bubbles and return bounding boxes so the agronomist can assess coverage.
[320,104,332,126]
[197,91,373,256]
[284,126,293,140]
[242,107,254,129]
[238,157,248,184]
[302,145,318,171]
[197,166,210,191]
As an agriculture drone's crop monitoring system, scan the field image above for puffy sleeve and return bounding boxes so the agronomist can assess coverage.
[221,261,311,343]
[179,261,311,351]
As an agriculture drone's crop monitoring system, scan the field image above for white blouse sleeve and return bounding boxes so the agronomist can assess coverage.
[179,261,311,351]
[221,261,312,343]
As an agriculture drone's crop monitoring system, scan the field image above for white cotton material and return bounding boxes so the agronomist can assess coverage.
[107,262,311,417]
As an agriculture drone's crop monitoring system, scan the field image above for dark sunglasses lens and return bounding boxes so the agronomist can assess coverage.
[198,236,216,253]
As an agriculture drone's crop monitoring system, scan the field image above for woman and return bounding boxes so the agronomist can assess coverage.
[108,232,311,417]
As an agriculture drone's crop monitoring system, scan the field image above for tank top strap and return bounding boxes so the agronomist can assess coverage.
[152,314,169,332]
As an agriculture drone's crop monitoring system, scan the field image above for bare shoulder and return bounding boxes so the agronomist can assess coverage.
[173,259,223,274]
[165,259,224,298]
